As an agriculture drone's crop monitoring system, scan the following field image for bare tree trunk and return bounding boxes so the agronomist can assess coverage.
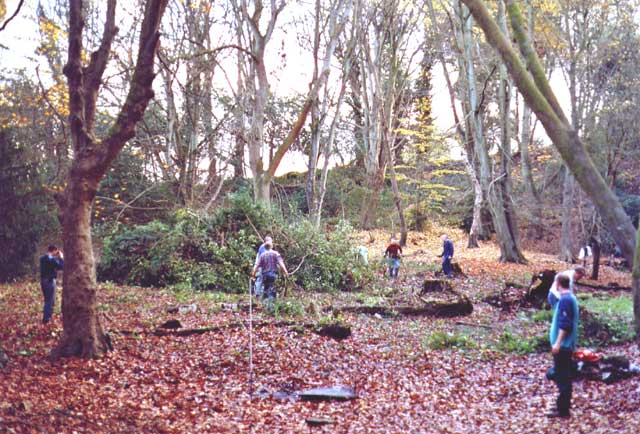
[590,237,600,280]
[57,176,111,358]
[306,0,323,217]
[232,4,247,179]
[52,0,168,359]
[519,0,543,239]
[559,168,575,262]
[496,0,525,262]
[239,0,348,204]
[359,170,385,229]
[633,223,640,342]
[460,1,525,262]
[311,76,349,228]
[386,140,407,246]
[306,98,322,215]
[467,165,484,248]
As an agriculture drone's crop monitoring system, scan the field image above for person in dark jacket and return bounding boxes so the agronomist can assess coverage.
[39,245,64,324]
[438,234,454,277]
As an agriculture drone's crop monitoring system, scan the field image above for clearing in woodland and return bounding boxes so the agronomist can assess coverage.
[1,229,638,433]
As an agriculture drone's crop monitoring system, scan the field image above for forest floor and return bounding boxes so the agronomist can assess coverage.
[1,227,639,433]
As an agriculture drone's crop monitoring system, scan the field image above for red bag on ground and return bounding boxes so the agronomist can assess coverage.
[573,348,603,363]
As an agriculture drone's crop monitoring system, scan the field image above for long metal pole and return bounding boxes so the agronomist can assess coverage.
[249,277,254,401]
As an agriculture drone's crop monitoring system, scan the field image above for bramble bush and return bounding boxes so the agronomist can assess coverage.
[97,192,371,293]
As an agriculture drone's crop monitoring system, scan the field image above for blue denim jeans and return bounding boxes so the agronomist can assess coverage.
[254,272,263,297]
[389,258,400,278]
[41,278,56,323]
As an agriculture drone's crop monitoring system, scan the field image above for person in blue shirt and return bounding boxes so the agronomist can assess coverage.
[547,275,579,418]
[437,234,454,277]
[39,245,64,324]
[253,236,272,298]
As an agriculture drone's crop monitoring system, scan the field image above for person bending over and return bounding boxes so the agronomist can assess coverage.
[547,266,585,309]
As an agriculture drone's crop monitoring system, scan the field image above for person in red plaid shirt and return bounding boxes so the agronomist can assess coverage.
[251,238,288,303]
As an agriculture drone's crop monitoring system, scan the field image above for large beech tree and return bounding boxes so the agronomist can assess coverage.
[51,0,168,359]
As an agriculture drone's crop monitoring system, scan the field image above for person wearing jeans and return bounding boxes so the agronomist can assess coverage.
[39,245,64,324]
[251,238,288,306]
[384,239,402,279]
[253,236,272,298]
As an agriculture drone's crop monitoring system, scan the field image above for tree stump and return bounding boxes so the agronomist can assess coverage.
[434,262,465,278]
[159,319,182,329]
[526,269,556,306]
[316,323,351,340]
[422,279,453,293]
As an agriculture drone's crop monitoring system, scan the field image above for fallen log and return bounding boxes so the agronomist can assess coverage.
[577,282,631,292]
[124,319,351,340]
[333,297,473,318]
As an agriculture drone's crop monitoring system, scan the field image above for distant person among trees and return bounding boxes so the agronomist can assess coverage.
[578,244,592,268]
[253,236,273,298]
[384,239,402,279]
[251,238,288,305]
[547,275,579,419]
[437,234,454,277]
[547,266,585,309]
[39,245,64,324]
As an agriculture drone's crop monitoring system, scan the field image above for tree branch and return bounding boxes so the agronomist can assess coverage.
[0,0,25,32]
[83,0,118,132]
[63,0,90,155]
[97,0,169,177]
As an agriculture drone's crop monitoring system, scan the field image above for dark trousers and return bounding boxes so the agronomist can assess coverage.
[41,279,56,323]
[553,349,573,415]
[442,256,452,276]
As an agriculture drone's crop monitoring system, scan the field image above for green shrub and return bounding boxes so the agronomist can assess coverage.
[577,294,634,346]
[0,130,54,281]
[272,299,305,318]
[97,192,371,293]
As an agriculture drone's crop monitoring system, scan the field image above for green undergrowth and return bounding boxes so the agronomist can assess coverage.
[577,294,634,347]
[97,192,372,293]
[425,330,478,350]
[424,319,548,357]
